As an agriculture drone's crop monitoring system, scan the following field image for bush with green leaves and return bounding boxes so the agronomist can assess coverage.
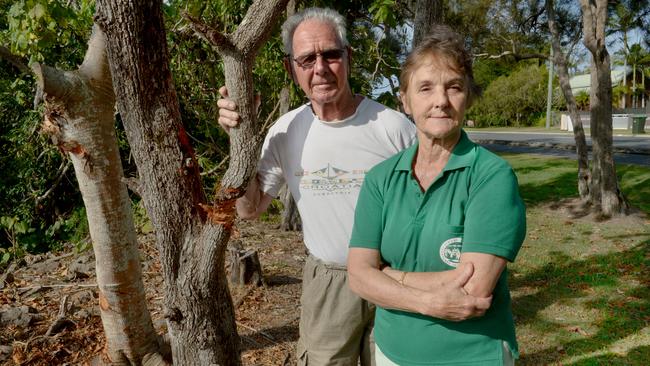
[467,63,559,127]
[1,0,94,254]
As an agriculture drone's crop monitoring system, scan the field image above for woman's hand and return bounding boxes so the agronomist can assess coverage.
[417,263,492,321]
[349,248,491,322]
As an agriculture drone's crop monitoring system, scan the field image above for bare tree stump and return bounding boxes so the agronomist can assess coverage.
[229,243,263,287]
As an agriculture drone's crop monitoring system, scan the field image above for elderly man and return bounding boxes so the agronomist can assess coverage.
[217,7,491,366]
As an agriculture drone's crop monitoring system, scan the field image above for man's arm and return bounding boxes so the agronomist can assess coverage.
[236,174,274,219]
[216,86,273,219]
[348,248,491,321]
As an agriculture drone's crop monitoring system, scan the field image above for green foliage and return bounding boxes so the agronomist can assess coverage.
[5,0,93,65]
[0,216,31,262]
[259,198,283,224]
[467,64,553,127]
[1,0,92,256]
[472,59,512,90]
[368,0,397,27]
[574,90,590,110]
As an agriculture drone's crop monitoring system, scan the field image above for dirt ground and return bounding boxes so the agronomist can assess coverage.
[2,202,647,365]
[1,218,305,365]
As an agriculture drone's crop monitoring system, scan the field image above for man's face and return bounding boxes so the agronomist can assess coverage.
[288,20,350,107]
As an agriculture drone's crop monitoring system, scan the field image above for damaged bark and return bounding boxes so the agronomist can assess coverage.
[95,0,288,364]
[33,26,165,365]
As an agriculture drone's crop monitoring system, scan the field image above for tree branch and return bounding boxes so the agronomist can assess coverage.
[35,160,72,204]
[31,63,83,105]
[79,25,112,97]
[0,45,31,74]
[232,0,290,57]
[580,0,598,53]
[473,51,548,61]
[183,13,237,56]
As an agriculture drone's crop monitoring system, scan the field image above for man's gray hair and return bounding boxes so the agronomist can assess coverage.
[281,7,349,55]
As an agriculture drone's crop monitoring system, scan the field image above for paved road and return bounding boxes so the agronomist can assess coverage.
[467,131,650,167]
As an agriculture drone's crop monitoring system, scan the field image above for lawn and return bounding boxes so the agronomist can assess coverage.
[500,154,650,365]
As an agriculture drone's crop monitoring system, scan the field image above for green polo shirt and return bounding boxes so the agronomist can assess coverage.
[350,130,526,365]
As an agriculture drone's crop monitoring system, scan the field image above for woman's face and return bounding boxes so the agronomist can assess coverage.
[401,57,468,142]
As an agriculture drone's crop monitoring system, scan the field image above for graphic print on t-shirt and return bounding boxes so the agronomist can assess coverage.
[295,163,365,196]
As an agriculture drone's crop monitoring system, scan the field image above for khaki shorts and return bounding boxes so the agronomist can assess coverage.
[297,255,376,366]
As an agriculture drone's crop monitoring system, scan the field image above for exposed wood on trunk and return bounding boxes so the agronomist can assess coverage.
[579,0,629,217]
[546,0,590,199]
[32,25,163,365]
[95,0,289,364]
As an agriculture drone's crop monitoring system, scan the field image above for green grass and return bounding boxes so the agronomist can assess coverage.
[497,153,650,365]
[503,154,650,214]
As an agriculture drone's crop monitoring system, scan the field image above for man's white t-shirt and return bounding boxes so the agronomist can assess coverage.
[258,97,416,265]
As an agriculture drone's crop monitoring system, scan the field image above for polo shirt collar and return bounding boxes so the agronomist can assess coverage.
[395,129,476,172]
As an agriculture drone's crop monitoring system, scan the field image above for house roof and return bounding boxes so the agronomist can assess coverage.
[569,68,630,94]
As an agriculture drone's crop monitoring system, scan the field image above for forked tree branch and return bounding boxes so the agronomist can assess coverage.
[0,45,30,74]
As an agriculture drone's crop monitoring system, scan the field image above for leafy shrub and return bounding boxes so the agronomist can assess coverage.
[467,63,553,127]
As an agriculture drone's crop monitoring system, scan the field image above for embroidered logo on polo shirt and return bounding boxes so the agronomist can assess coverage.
[439,237,462,267]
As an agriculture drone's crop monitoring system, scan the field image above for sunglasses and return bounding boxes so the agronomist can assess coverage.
[291,48,347,69]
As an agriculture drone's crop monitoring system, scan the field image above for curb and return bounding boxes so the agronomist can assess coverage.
[473,139,650,156]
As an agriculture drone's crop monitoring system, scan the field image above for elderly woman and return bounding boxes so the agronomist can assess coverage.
[348,25,526,366]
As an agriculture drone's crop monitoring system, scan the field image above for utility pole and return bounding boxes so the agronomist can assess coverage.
[546,46,554,129]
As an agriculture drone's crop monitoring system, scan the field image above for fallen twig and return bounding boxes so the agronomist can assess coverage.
[236,321,277,344]
[45,295,76,336]
[17,283,97,291]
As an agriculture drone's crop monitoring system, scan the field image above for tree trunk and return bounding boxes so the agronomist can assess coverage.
[412,0,444,47]
[280,184,302,231]
[546,0,590,200]
[580,0,628,216]
[95,0,288,364]
[278,73,302,230]
[33,26,164,365]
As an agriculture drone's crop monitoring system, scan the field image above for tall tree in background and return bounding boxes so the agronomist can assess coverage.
[546,0,590,200]
[280,0,302,231]
[579,0,628,216]
[607,0,650,109]
[95,0,288,363]
[32,26,164,364]
[412,0,444,47]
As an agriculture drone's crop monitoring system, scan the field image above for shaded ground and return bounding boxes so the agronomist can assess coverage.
[1,218,305,365]
[1,204,648,365]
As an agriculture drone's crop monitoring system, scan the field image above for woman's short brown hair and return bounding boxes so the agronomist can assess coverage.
[400,25,481,106]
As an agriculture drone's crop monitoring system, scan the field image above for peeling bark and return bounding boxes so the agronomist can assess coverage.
[95,0,288,364]
[33,26,163,365]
